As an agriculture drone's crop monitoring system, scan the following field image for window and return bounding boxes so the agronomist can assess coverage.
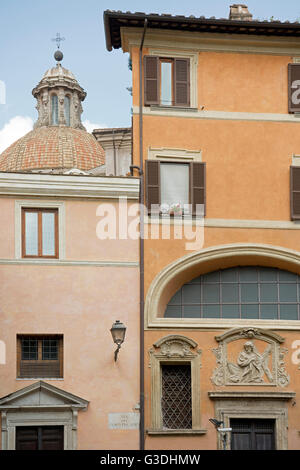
[165,266,300,320]
[290,166,300,220]
[51,94,58,125]
[17,335,63,378]
[64,95,70,126]
[144,56,190,107]
[22,208,58,258]
[148,335,204,434]
[161,364,192,429]
[145,160,205,215]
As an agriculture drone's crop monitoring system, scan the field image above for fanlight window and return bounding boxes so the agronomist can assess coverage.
[165,266,300,320]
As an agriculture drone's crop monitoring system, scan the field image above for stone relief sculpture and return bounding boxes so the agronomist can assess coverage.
[227,341,273,384]
[211,327,290,387]
[73,93,85,130]
[35,90,49,128]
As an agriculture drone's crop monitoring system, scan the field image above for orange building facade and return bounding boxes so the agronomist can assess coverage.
[105,5,300,450]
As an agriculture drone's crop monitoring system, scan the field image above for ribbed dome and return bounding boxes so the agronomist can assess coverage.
[43,65,76,81]
[0,126,105,172]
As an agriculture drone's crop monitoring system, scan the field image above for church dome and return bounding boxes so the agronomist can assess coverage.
[0,126,105,172]
[0,52,105,173]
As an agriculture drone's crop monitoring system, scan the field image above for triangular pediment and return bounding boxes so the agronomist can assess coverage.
[0,381,88,410]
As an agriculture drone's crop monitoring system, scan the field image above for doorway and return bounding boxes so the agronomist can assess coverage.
[16,426,64,450]
[230,419,275,450]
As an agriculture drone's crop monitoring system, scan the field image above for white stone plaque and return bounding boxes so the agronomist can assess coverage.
[108,412,140,430]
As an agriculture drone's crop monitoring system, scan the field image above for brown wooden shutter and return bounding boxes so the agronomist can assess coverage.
[145,160,160,214]
[190,162,206,216]
[290,166,300,220]
[144,56,159,106]
[174,58,190,107]
[288,64,300,113]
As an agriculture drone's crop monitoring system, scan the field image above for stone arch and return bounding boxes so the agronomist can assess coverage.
[145,243,300,327]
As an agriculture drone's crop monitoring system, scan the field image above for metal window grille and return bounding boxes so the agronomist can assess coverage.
[42,338,58,360]
[18,335,62,378]
[21,338,38,360]
[161,364,192,429]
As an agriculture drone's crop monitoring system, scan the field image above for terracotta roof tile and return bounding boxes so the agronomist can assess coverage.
[0,126,105,172]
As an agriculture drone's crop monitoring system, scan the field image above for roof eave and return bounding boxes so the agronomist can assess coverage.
[103,10,300,51]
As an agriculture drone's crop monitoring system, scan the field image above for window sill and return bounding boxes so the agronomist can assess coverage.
[149,105,198,113]
[146,429,207,435]
[16,378,64,381]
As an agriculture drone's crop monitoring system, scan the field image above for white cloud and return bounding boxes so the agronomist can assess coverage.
[0,116,33,153]
[83,120,107,133]
[0,117,108,154]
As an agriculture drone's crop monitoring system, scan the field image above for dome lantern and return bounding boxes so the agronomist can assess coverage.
[32,48,86,130]
[0,47,105,173]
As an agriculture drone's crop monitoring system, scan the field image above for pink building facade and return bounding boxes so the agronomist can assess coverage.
[0,55,140,450]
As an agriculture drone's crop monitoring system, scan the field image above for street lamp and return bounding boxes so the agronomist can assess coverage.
[209,418,232,450]
[110,320,126,361]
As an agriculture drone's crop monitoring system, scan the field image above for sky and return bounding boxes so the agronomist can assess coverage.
[1,0,300,152]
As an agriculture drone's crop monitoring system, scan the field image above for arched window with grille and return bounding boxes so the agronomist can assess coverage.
[165,266,300,320]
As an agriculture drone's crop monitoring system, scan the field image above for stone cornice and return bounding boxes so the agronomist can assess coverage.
[208,391,296,400]
[0,172,139,199]
[122,27,300,55]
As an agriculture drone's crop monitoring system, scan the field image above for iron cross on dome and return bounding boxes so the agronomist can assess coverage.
[52,33,65,49]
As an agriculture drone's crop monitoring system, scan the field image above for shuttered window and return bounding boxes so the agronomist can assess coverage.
[17,335,63,378]
[144,56,190,107]
[290,166,300,220]
[288,64,300,113]
[161,364,192,429]
[146,160,206,216]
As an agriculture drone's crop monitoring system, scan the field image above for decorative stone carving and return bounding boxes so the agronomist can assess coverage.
[73,93,85,130]
[211,327,290,387]
[149,335,203,432]
[151,334,200,359]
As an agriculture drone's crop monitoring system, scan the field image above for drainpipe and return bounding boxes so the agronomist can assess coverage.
[139,17,147,452]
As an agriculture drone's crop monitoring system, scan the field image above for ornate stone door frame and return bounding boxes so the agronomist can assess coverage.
[208,391,295,450]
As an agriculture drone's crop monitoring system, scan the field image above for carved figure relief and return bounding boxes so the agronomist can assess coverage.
[73,93,84,129]
[35,90,50,128]
[227,341,273,384]
[211,328,290,387]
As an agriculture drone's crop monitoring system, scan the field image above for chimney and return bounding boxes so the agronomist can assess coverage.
[229,4,253,21]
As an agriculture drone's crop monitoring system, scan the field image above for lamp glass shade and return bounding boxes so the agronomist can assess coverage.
[110,320,126,344]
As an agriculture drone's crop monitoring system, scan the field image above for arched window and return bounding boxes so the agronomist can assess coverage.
[64,95,70,126]
[51,94,58,125]
[165,266,300,320]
